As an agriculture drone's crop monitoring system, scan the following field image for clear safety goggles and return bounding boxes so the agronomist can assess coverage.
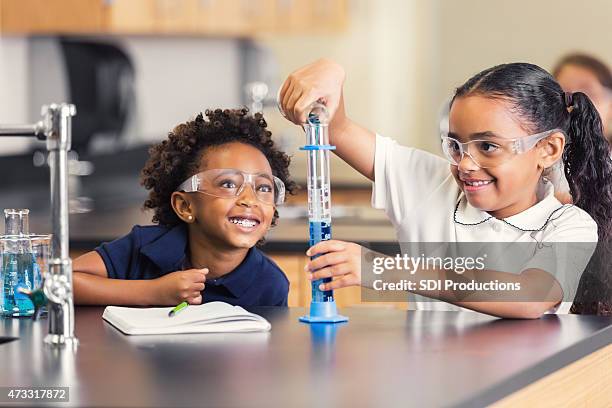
[177,168,286,206]
[440,128,565,168]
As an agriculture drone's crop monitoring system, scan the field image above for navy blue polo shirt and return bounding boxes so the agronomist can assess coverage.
[95,224,289,307]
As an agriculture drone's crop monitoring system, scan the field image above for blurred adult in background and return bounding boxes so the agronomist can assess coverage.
[547,53,612,204]
[553,53,612,142]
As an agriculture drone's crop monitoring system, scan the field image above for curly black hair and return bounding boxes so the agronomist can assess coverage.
[140,108,297,229]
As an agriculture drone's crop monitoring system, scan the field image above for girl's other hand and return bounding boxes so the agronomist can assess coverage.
[305,240,362,291]
[154,268,208,305]
[279,58,346,126]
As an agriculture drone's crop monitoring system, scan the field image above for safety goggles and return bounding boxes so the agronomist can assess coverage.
[440,128,565,168]
[177,168,285,206]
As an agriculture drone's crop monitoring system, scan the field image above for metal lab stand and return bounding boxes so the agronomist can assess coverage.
[0,104,78,347]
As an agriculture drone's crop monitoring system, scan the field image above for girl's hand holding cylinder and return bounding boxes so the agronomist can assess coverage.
[278,58,346,127]
[279,59,377,181]
[305,240,363,291]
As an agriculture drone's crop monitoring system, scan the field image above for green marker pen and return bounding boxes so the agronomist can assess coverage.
[168,301,188,317]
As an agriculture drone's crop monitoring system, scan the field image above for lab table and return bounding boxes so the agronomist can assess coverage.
[1,307,611,407]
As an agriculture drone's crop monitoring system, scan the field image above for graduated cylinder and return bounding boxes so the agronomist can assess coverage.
[304,107,335,303]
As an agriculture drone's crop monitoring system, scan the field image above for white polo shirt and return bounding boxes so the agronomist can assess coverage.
[372,134,598,313]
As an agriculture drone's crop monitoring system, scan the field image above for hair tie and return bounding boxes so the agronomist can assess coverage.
[564,91,574,108]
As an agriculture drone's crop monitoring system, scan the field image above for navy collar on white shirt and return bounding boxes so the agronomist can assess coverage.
[454,179,570,230]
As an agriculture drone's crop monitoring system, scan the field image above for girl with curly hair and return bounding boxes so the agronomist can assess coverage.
[73,108,297,307]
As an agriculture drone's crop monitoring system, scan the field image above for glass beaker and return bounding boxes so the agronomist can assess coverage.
[1,235,35,317]
[29,234,51,289]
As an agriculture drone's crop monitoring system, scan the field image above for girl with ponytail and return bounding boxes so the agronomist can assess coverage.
[452,65,612,315]
[279,60,612,318]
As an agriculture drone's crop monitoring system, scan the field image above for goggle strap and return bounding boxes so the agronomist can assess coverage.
[516,129,564,153]
[177,175,199,192]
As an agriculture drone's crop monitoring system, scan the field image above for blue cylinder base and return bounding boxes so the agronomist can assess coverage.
[299,301,348,323]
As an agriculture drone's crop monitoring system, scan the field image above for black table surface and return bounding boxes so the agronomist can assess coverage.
[1,307,611,408]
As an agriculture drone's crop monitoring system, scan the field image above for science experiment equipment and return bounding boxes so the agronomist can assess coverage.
[297,102,348,324]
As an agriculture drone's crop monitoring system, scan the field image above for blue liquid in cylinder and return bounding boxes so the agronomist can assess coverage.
[309,221,334,302]
[2,253,35,317]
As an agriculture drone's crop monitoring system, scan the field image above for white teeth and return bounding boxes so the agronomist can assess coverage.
[465,180,493,187]
[230,218,257,227]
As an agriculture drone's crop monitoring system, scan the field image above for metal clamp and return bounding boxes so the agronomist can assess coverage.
[0,103,78,348]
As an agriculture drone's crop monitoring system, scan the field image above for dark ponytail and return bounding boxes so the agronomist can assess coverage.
[453,63,612,315]
[564,91,612,242]
[565,92,612,315]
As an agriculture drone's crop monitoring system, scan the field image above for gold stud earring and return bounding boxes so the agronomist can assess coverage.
[188,215,193,220]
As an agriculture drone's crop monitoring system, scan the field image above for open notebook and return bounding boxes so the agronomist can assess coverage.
[102,301,271,335]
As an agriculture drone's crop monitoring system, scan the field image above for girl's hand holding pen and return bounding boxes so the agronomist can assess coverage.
[154,268,208,305]
[305,240,363,291]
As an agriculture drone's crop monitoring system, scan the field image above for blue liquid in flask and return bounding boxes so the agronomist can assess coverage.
[2,253,35,317]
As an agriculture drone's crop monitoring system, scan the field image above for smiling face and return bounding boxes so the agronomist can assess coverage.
[178,142,276,250]
[448,96,546,218]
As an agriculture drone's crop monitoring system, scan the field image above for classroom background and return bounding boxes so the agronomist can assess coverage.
[0,0,610,308]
